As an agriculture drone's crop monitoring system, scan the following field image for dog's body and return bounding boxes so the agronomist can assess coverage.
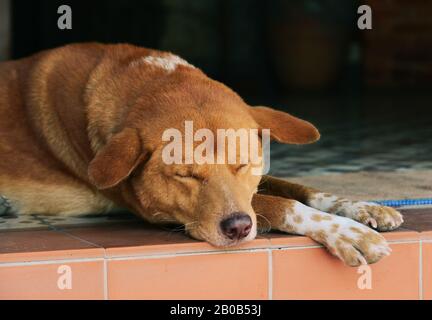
[0,43,403,266]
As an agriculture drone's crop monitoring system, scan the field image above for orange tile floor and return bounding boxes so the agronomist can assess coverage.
[0,208,431,300]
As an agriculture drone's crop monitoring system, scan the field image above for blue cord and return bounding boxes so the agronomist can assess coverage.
[372,198,432,208]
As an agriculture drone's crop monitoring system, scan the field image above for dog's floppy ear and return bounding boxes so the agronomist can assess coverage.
[249,106,320,144]
[88,128,145,189]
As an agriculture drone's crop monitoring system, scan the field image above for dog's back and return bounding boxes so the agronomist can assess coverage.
[0,44,128,215]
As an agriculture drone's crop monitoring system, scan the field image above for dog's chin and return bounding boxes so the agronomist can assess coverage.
[186,223,258,248]
[199,228,258,248]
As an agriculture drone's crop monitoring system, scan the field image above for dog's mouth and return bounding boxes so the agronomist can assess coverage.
[186,222,257,248]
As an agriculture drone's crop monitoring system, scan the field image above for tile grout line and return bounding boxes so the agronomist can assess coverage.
[419,240,423,300]
[53,228,105,250]
[103,258,108,300]
[104,243,351,261]
[383,239,421,245]
[267,249,273,300]
[0,239,422,266]
[0,247,290,267]
[105,247,272,261]
[0,257,104,267]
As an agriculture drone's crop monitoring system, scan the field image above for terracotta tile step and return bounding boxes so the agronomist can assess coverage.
[0,208,431,299]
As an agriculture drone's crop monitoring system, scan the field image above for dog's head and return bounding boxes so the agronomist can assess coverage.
[87,76,319,247]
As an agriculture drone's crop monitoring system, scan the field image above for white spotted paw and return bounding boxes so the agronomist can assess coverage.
[307,193,403,231]
[343,202,404,232]
[308,219,392,267]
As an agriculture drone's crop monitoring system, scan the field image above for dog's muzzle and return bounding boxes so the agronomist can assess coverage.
[0,195,12,216]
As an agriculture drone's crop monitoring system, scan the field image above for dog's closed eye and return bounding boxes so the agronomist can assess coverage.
[174,172,203,181]
[235,163,249,174]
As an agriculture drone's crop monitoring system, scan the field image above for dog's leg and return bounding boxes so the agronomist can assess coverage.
[259,176,403,231]
[252,193,391,266]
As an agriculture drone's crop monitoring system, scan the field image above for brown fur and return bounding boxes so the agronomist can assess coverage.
[0,43,319,247]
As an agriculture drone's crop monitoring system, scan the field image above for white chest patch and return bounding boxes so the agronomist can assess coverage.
[131,54,195,72]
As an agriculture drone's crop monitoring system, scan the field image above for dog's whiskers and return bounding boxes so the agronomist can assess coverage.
[164,221,199,234]
[152,212,162,217]
[256,213,272,234]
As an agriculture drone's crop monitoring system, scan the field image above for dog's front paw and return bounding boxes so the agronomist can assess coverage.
[308,193,403,232]
[343,202,404,231]
[308,219,391,267]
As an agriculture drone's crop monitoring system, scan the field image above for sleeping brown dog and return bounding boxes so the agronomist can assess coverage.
[0,43,403,266]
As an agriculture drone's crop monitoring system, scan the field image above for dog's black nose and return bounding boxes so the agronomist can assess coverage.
[220,213,252,240]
